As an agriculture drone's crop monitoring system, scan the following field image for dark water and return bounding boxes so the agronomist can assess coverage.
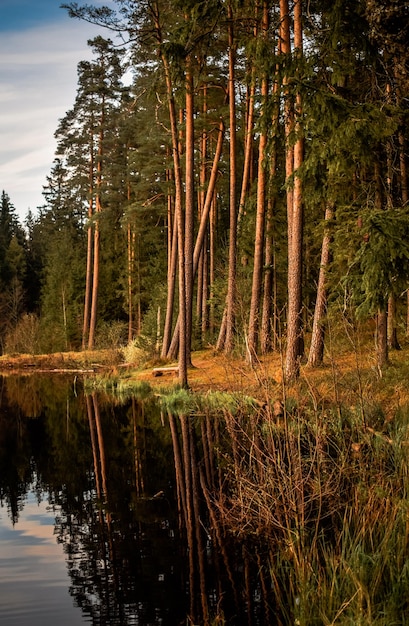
[0,375,270,626]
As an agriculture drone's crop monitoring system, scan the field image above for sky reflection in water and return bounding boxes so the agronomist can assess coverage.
[0,488,88,625]
[0,375,268,626]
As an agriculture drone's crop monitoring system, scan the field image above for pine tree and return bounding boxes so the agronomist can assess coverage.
[0,191,28,348]
[39,159,86,349]
[54,36,127,349]
[247,0,270,359]
[54,0,409,375]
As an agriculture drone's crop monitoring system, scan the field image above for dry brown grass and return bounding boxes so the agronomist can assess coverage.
[0,349,120,373]
[129,343,409,426]
[1,342,409,416]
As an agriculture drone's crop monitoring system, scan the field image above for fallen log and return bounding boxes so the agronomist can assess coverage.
[32,368,96,374]
[152,366,179,377]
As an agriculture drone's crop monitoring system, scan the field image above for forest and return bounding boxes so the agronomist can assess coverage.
[1,0,408,387]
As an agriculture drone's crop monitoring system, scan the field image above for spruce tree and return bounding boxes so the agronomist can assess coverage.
[53,36,127,350]
[0,191,28,349]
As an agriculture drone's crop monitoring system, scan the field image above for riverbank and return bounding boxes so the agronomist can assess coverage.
[2,343,409,623]
[1,344,409,418]
[0,349,119,373]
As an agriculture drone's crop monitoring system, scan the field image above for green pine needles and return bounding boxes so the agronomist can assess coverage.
[346,206,409,316]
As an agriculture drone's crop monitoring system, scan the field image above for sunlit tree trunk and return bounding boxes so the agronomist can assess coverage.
[217,40,256,350]
[127,222,133,344]
[209,193,217,336]
[247,0,269,359]
[167,121,224,358]
[161,153,177,357]
[261,55,280,355]
[238,76,255,225]
[152,2,188,385]
[196,84,208,342]
[308,203,334,367]
[88,122,104,350]
[82,147,94,350]
[127,221,135,343]
[221,1,238,355]
[284,0,304,380]
[184,59,195,366]
[161,209,178,358]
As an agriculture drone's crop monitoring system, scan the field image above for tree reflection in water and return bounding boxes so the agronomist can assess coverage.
[0,375,272,625]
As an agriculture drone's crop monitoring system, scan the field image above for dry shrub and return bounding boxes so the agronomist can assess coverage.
[208,400,409,624]
[4,314,42,354]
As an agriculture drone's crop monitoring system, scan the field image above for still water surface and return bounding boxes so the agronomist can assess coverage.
[0,375,267,625]
[0,488,87,625]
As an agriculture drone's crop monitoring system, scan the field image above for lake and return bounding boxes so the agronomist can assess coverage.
[0,374,270,626]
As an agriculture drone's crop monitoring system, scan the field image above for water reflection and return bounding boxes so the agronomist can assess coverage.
[0,489,88,626]
[0,375,271,625]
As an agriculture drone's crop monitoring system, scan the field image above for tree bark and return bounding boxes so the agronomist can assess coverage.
[88,120,104,350]
[209,193,217,336]
[387,295,400,350]
[260,199,276,354]
[308,203,334,367]
[376,309,389,371]
[222,1,238,355]
[247,0,269,360]
[167,121,225,358]
[88,204,100,350]
[197,84,209,342]
[284,0,304,380]
[82,144,94,350]
[153,2,188,385]
[238,77,255,225]
[261,53,280,355]
[161,173,178,358]
[127,222,133,343]
[184,60,195,366]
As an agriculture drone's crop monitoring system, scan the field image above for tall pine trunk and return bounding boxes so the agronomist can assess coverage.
[196,83,209,342]
[184,60,195,367]
[127,222,134,343]
[161,209,178,358]
[219,2,237,355]
[284,0,304,380]
[82,144,94,350]
[261,55,280,355]
[308,203,334,367]
[247,1,269,359]
[153,2,187,385]
[88,200,100,350]
[237,71,255,225]
[376,309,389,371]
[167,121,224,357]
[88,120,104,350]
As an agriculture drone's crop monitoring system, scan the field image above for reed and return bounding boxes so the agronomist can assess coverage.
[213,396,409,624]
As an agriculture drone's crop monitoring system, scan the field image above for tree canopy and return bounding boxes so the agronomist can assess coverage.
[1,0,408,380]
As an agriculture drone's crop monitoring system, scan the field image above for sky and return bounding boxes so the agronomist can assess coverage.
[0,0,117,220]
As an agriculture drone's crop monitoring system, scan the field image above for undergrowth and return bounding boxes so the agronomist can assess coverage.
[82,329,409,624]
[211,396,409,625]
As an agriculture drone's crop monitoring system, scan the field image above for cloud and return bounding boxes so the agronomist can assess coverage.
[0,18,107,218]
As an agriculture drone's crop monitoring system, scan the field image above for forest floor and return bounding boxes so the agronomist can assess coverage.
[1,342,409,418]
